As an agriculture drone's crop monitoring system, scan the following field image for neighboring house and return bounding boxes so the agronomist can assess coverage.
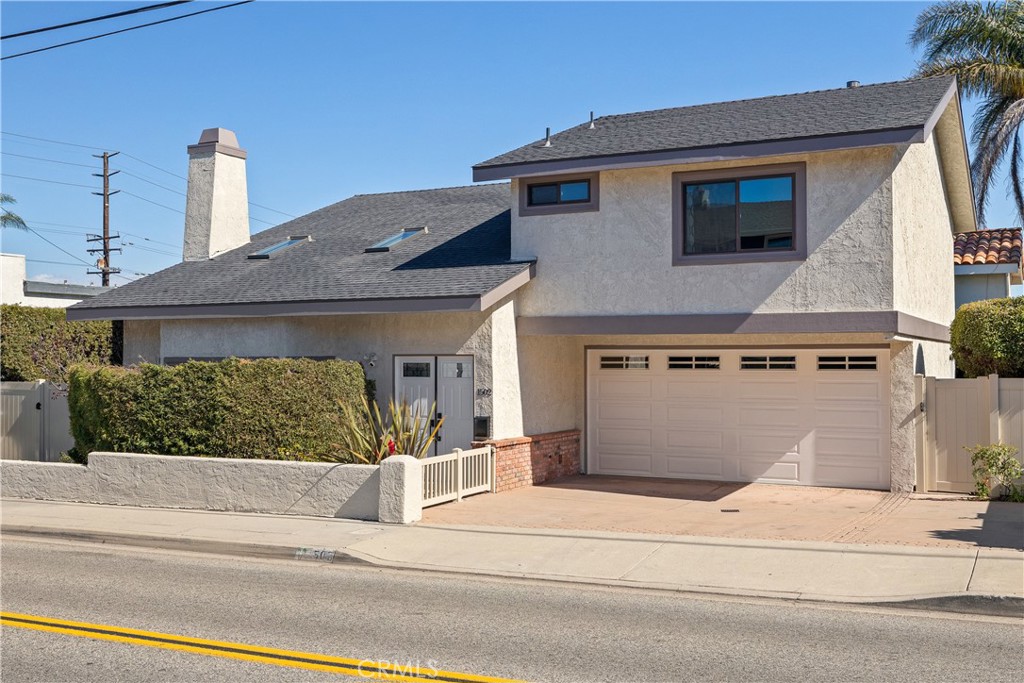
[68,76,975,492]
[952,228,1022,308]
[1,253,108,307]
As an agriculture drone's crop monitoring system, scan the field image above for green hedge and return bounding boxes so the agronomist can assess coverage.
[68,358,367,462]
[951,297,1024,378]
[1,304,114,384]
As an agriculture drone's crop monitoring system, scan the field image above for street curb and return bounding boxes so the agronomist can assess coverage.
[1,526,373,566]
[6,524,1021,617]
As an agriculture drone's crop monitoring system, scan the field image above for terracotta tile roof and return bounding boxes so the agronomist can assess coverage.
[953,228,1022,266]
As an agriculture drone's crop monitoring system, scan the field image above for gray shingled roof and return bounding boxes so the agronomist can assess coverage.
[475,77,956,171]
[71,183,530,312]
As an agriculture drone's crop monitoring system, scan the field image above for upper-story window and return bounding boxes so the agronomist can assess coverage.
[518,172,599,217]
[672,162,806,266]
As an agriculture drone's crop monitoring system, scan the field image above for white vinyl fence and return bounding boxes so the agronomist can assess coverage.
[916,375,1024,493]
[1,381,73,462]
[422,446,496,508]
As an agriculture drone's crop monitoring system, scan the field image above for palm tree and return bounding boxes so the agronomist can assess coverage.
[1,192,27,229]
[911,0,1024,226]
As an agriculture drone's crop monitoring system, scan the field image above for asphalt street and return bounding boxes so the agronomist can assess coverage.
[1,537,1021,683]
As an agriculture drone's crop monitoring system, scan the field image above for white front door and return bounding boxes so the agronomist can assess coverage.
[394,355,474,456]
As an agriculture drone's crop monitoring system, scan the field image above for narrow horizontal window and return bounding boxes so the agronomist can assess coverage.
[817,355,878,371]
[668,355,720,369]
[519,173,599,216]
[247,236,310,259]
[600,355,649,370]
[528,179,590,206]
[741,355,796,370]
[366,226,427,253]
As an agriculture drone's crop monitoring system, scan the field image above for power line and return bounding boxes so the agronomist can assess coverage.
[20,226,93,267]
[26,258,97,268]
[122,190,185,215]
[2,1,255,61]
[1,131,107,151]
[120,152,185,180]
[119,169,185,196]
[1,172,96,189]
[121,231,180,248]
[1,151,96,168]
[2,130,298,221]
[2,1,192,40]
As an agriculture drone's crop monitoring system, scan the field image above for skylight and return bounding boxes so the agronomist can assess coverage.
[365,226,427,253]
[247,236,310,259]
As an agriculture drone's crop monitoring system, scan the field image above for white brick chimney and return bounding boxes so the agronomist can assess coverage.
[183,128,250,261]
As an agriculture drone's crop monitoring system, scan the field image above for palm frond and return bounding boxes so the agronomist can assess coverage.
[912,1,1024,74]
[971,97,1024,223]
[918,57,1024,99]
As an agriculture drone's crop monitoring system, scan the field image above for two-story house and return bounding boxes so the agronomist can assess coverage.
[68,76,975,492]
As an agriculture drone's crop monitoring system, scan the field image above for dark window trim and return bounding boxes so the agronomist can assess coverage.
[518,172,599,217]
[672,163,807,266]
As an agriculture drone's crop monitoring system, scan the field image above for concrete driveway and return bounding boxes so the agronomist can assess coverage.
[421,475,1024,550]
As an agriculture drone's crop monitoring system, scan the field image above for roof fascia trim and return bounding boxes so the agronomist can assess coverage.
[23,281,107,298]
[478,263,536,311]
[66,295,487,321]
[954,263,1020,275]
[472,127,924,181]
[516,311,950,343]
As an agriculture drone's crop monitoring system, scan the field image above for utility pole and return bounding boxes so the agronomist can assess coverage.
[89,151,121,286]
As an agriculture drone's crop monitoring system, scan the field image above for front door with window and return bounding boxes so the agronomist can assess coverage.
[394,355,474,456]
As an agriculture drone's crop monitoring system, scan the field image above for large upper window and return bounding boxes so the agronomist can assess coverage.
[672,163,806,266]
[518,172,599,216]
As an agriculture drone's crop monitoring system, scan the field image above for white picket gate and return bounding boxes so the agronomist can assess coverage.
[421,446,496,508]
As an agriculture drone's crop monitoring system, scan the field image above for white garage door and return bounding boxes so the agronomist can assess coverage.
[586,349,890,489]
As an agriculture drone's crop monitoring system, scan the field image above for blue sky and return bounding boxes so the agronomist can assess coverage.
[1,1,1019,287]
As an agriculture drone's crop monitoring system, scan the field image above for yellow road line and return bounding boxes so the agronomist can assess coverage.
[1,611,524,683]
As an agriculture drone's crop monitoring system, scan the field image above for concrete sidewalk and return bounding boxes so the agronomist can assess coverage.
[2,498,1021,605]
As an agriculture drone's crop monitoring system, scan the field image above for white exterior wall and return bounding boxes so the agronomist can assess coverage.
[955,273,1011,309]
[1,253,26,305]
[891,135,956,325]
[0,253,90,307]
[183,150,250,261]
[510,147,900,317]
[123,319,161,365]
[130,296,524,440]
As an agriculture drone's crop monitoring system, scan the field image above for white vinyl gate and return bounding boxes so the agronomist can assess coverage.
[916,375,1024,493]
[587,348,891,489]
[0,380,74,462]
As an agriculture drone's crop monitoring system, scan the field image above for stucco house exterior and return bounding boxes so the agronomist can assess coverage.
[68,76,975,493]
[952,228,1022,309]
[2,253,108,307]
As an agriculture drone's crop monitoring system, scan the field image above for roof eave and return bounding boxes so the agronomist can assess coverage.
[66,263,536,322]
[472,127,925,182]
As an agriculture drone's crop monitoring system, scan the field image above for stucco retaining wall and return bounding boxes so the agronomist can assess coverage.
[0,452,405,521]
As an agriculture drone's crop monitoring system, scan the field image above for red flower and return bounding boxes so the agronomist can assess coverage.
[387,439,396,455]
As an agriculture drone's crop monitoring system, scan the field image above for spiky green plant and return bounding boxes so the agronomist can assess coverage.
[911,1,1024,225]
[331,395,443,464]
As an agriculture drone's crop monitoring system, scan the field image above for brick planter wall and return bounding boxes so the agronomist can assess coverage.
[472,429,581,492]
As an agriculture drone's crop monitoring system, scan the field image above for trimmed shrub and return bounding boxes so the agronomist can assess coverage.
[1,304,114,384]
[951,297,1024,378]
[68,358,367,462]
